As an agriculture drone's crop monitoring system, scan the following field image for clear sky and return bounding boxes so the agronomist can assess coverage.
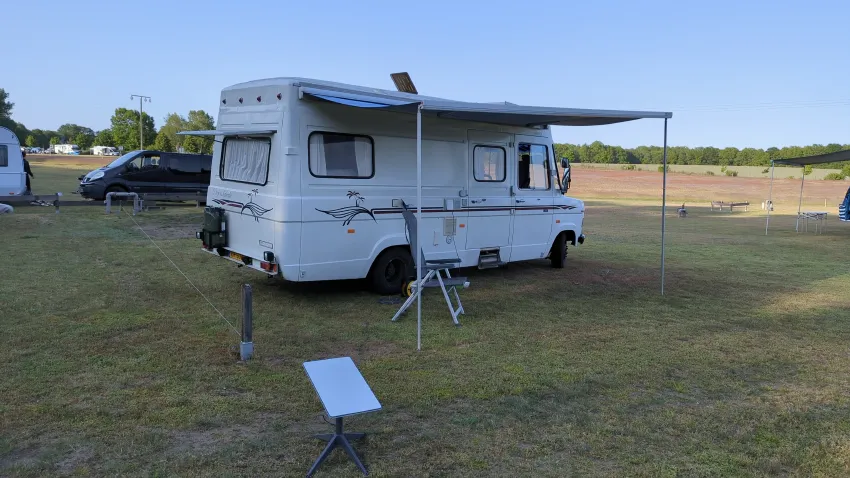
[5,0,849,148]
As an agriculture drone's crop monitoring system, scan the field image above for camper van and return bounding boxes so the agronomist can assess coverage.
[187,77,658,293]
[0,126,26,197]
[92,146,119,156]
[55,144,80,155]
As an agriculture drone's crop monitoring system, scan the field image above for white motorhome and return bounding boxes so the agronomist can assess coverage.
[0,126,26,197]
[92,146,119,156]
[187,77,667,293]
[54,144,80,155]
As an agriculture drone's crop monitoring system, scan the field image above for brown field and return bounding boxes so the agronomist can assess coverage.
[572,168,849,211]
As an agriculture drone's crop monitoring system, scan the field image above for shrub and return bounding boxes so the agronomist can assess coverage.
[762,168,770,174]
[621,164,636,171]
[705,171,715,176]
[725,170,738,177]
[720,165,728,173]
[657,165,669,173]
[824,172,846,180]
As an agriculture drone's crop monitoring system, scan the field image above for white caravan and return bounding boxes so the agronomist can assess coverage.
[0,126,26,197]
[187,77,668,293]
[54,144,80,155]
[92,145,119,156]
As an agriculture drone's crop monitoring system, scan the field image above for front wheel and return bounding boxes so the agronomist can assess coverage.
[369,248,414,294]
[550,233,568,269]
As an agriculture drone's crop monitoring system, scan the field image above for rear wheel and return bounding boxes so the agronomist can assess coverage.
[369,248,414,294]
[550,233,567,269]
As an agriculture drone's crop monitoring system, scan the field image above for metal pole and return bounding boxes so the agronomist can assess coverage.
[130,95,151,150]
[139,96,144,150]
[796,167,805,232]
[660,118,668,296]
[241,283,254,360]
[765,161,775,235]
[416,103,422,351]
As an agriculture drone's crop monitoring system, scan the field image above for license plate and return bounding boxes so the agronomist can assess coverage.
[229,251,243,262]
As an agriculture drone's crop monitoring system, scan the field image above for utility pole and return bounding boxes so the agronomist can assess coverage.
[130,94,151,149]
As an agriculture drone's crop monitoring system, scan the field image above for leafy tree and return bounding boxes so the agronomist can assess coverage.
[25,135,36,147]
[803,165,813,176]
[110,108,156,151]
[182,110,215,154]
[93,129,114,146]
[153,131,173,152]
[0,88,13,119]
[49,136,60,146]
[159,113,188,151]
[57,124,95,143]
[73,132,94,150]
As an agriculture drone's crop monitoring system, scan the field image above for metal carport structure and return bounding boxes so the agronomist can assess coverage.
[764,149,850,234]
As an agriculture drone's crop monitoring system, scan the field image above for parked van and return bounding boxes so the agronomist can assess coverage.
[187,77,667,293]
[78,150,212,200]
[0,126,26,197]
[55,144,81,155]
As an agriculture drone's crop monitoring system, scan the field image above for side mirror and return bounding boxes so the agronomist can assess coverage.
[560,157,571,193]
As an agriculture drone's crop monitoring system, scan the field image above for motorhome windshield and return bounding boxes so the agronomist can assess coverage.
[106,151,139,168]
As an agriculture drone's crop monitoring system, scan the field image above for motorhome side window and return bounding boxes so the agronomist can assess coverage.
[309,132,374,178]
[473,146,506,182]
[220,138,272,185]
[517,143,550,190]
[0,145,7,167]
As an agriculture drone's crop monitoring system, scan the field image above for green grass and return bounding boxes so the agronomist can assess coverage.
[1,178,850,476]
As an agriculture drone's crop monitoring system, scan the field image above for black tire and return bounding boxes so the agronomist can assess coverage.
[550,233,567,269]
[103,184,127,201]
[369,248,414,294]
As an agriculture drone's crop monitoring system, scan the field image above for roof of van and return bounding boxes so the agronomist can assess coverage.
[223,77,672,127]
[0,126,20,145]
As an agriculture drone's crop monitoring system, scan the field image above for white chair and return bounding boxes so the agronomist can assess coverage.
[391,201,468,326]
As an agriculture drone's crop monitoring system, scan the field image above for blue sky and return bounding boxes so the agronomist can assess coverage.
[5,0,849,148]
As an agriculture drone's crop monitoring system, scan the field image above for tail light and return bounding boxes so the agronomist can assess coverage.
[260,261,278,273]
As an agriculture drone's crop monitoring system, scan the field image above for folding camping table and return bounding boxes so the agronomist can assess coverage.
[796,211,828,234]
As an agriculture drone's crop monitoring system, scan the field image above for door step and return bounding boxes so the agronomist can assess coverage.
[478,249,505,269]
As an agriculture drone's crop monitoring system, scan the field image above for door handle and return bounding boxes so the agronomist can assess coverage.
[515,199,526,203]
[470,198,486,204]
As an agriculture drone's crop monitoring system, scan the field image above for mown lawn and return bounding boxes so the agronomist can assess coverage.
[1,184,850,476]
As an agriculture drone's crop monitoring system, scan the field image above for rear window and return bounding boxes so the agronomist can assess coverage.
[309,132,374,178]
[0,145,7,167]
[167,154,210,174]
[220,138,271,185]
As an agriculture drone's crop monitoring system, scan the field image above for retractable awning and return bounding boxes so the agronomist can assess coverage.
[300,86,672,127]
[773,149,850,166]
[177,129,276,137]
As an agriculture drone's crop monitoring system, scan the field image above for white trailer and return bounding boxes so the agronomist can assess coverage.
[91,146,119,156]
[0,126,26,197]
[184,77,670,293]
[54,144,80,155]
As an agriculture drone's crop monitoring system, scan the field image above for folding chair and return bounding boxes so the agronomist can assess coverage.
[391,201,469,326]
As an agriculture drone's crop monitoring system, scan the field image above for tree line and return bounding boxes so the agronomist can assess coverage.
[0,88,215,155]
[554,141,850,169]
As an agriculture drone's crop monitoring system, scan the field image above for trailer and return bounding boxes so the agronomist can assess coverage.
[183,76,670,294]
[92,146,119,156]
[54,144,81,155]
[0,126,26,197]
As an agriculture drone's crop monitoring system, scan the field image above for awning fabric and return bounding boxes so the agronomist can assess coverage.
[773,149,850,166]
[177,129,276,136]
[299,86,671,127]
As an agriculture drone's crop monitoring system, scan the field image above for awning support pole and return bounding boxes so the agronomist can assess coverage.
[765,161,775,235]
[416,103,422,351]
[660,118,668,296]
[795,167,805,232]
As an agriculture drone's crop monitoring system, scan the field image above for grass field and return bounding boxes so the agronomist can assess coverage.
[2,159,850,477]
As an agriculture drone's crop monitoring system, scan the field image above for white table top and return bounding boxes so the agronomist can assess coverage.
[303,357,382,418]
[800,211,829,216]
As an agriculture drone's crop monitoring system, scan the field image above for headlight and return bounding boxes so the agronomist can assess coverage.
[87,171,105,181]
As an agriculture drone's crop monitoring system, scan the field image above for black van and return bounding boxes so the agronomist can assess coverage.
[78,150,212,200]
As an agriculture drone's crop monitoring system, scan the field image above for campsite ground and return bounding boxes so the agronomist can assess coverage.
[2,158,850,476]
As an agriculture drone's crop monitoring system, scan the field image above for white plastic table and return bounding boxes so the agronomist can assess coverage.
[303,357,381,476]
